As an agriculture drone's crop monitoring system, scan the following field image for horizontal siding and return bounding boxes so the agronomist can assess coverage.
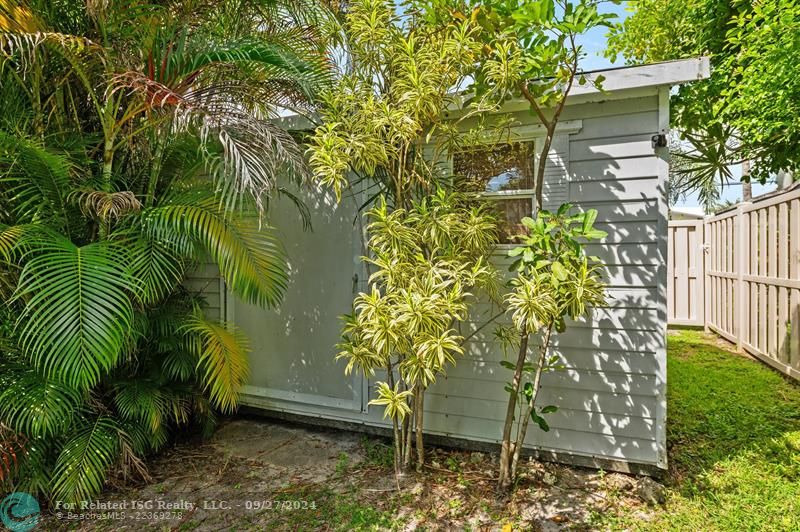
[570,157,660,182]
[185,261,223,321]
[575,199,659,222]
[463,307,660,332]
[450,346,661,376]
[594,220,658,244]
[571,134,653,162]
[571,110,659,141]
[419,410,659,464]
[570,177,658,202]
[424,394,654,440]
[240,94,667,470]
[429,380,658,417]
[561,97,663,463]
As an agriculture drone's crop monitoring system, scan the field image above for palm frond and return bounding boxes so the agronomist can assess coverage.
[51,416,122,504]
[14,233,137,390]
[0,31,100,72]
[112,379,168,434]
[11,435,50,496]
[0,131,77,233]
[162,349,196,381]
[185,39,326,95]
[143,196,288,307]
[73,190,142,224]
[0,366,82,438]
[0,223,27,261]
[183,314,250,414]
[123,234,185,306]
[109,70,311,213]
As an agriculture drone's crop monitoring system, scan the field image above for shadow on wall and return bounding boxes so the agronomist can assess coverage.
[233,183,361,402]
[231,119,670,467]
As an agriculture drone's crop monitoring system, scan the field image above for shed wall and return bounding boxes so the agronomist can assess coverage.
[224,91,668,472]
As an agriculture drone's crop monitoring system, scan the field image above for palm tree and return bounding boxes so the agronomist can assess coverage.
[0,0,333,503]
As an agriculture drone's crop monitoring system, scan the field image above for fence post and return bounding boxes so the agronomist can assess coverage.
[736,203,750,352]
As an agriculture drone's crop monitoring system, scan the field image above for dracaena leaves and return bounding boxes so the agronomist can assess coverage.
[338,191,499,421]
[369,382,413,421]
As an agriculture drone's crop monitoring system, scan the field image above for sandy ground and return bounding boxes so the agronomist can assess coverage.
[42,417,659,531]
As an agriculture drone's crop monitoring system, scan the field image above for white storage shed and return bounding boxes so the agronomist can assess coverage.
[192,58,710,474]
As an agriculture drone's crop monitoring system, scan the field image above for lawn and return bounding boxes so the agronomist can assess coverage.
[598,330,800,531]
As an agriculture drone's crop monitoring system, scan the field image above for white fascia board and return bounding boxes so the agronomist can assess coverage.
[569,57,710,97]
[447,57,710,116]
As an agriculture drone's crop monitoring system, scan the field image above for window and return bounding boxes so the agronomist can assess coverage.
[453,141,536,243]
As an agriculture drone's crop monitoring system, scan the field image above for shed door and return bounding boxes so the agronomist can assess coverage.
[230,185,364,412]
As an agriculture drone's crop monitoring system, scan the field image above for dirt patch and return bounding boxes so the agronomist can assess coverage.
[41,418,658,530]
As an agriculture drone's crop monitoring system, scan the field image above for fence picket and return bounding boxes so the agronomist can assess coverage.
[779,202,790,362]
[768,206,778,358]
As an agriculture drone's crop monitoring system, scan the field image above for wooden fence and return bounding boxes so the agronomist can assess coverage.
[668,186,800,380]
[667,220,705,327]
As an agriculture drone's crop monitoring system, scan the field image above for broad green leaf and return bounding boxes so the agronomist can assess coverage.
[585,229,608,240]
[523,381,533,400]
[551,261,568,280]
[530,411,550,432]
[14,234,136,391]
[582,209,598,233]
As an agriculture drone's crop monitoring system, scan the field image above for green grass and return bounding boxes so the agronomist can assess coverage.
[254,484,400,531]
[604,330,800,531]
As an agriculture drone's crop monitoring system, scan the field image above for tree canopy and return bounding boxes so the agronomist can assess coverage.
[607,1,800,196]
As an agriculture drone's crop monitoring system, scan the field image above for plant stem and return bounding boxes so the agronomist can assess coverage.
[498,332,529,491]
[145,130,166,207]
[387,360,402,476]
[403,401,414,471]
[415,385,425,472]
[510,323,553,480]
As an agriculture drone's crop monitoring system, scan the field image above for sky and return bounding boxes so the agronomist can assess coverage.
[575,1,629,71]
[574,2,776,208]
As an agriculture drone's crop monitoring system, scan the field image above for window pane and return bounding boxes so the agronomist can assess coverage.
[453,142,535,193]
[493,197,533,243]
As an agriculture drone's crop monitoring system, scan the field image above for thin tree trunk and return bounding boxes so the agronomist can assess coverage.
[534,127,556,211]
[403,393,414,471]
[510,325,553,480]
[498,333,529,491]
[415,385,425,472]
[742,160,752,202]
[386,361,402,476]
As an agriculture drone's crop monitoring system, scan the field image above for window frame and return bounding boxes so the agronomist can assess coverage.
[449,120,582,249]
